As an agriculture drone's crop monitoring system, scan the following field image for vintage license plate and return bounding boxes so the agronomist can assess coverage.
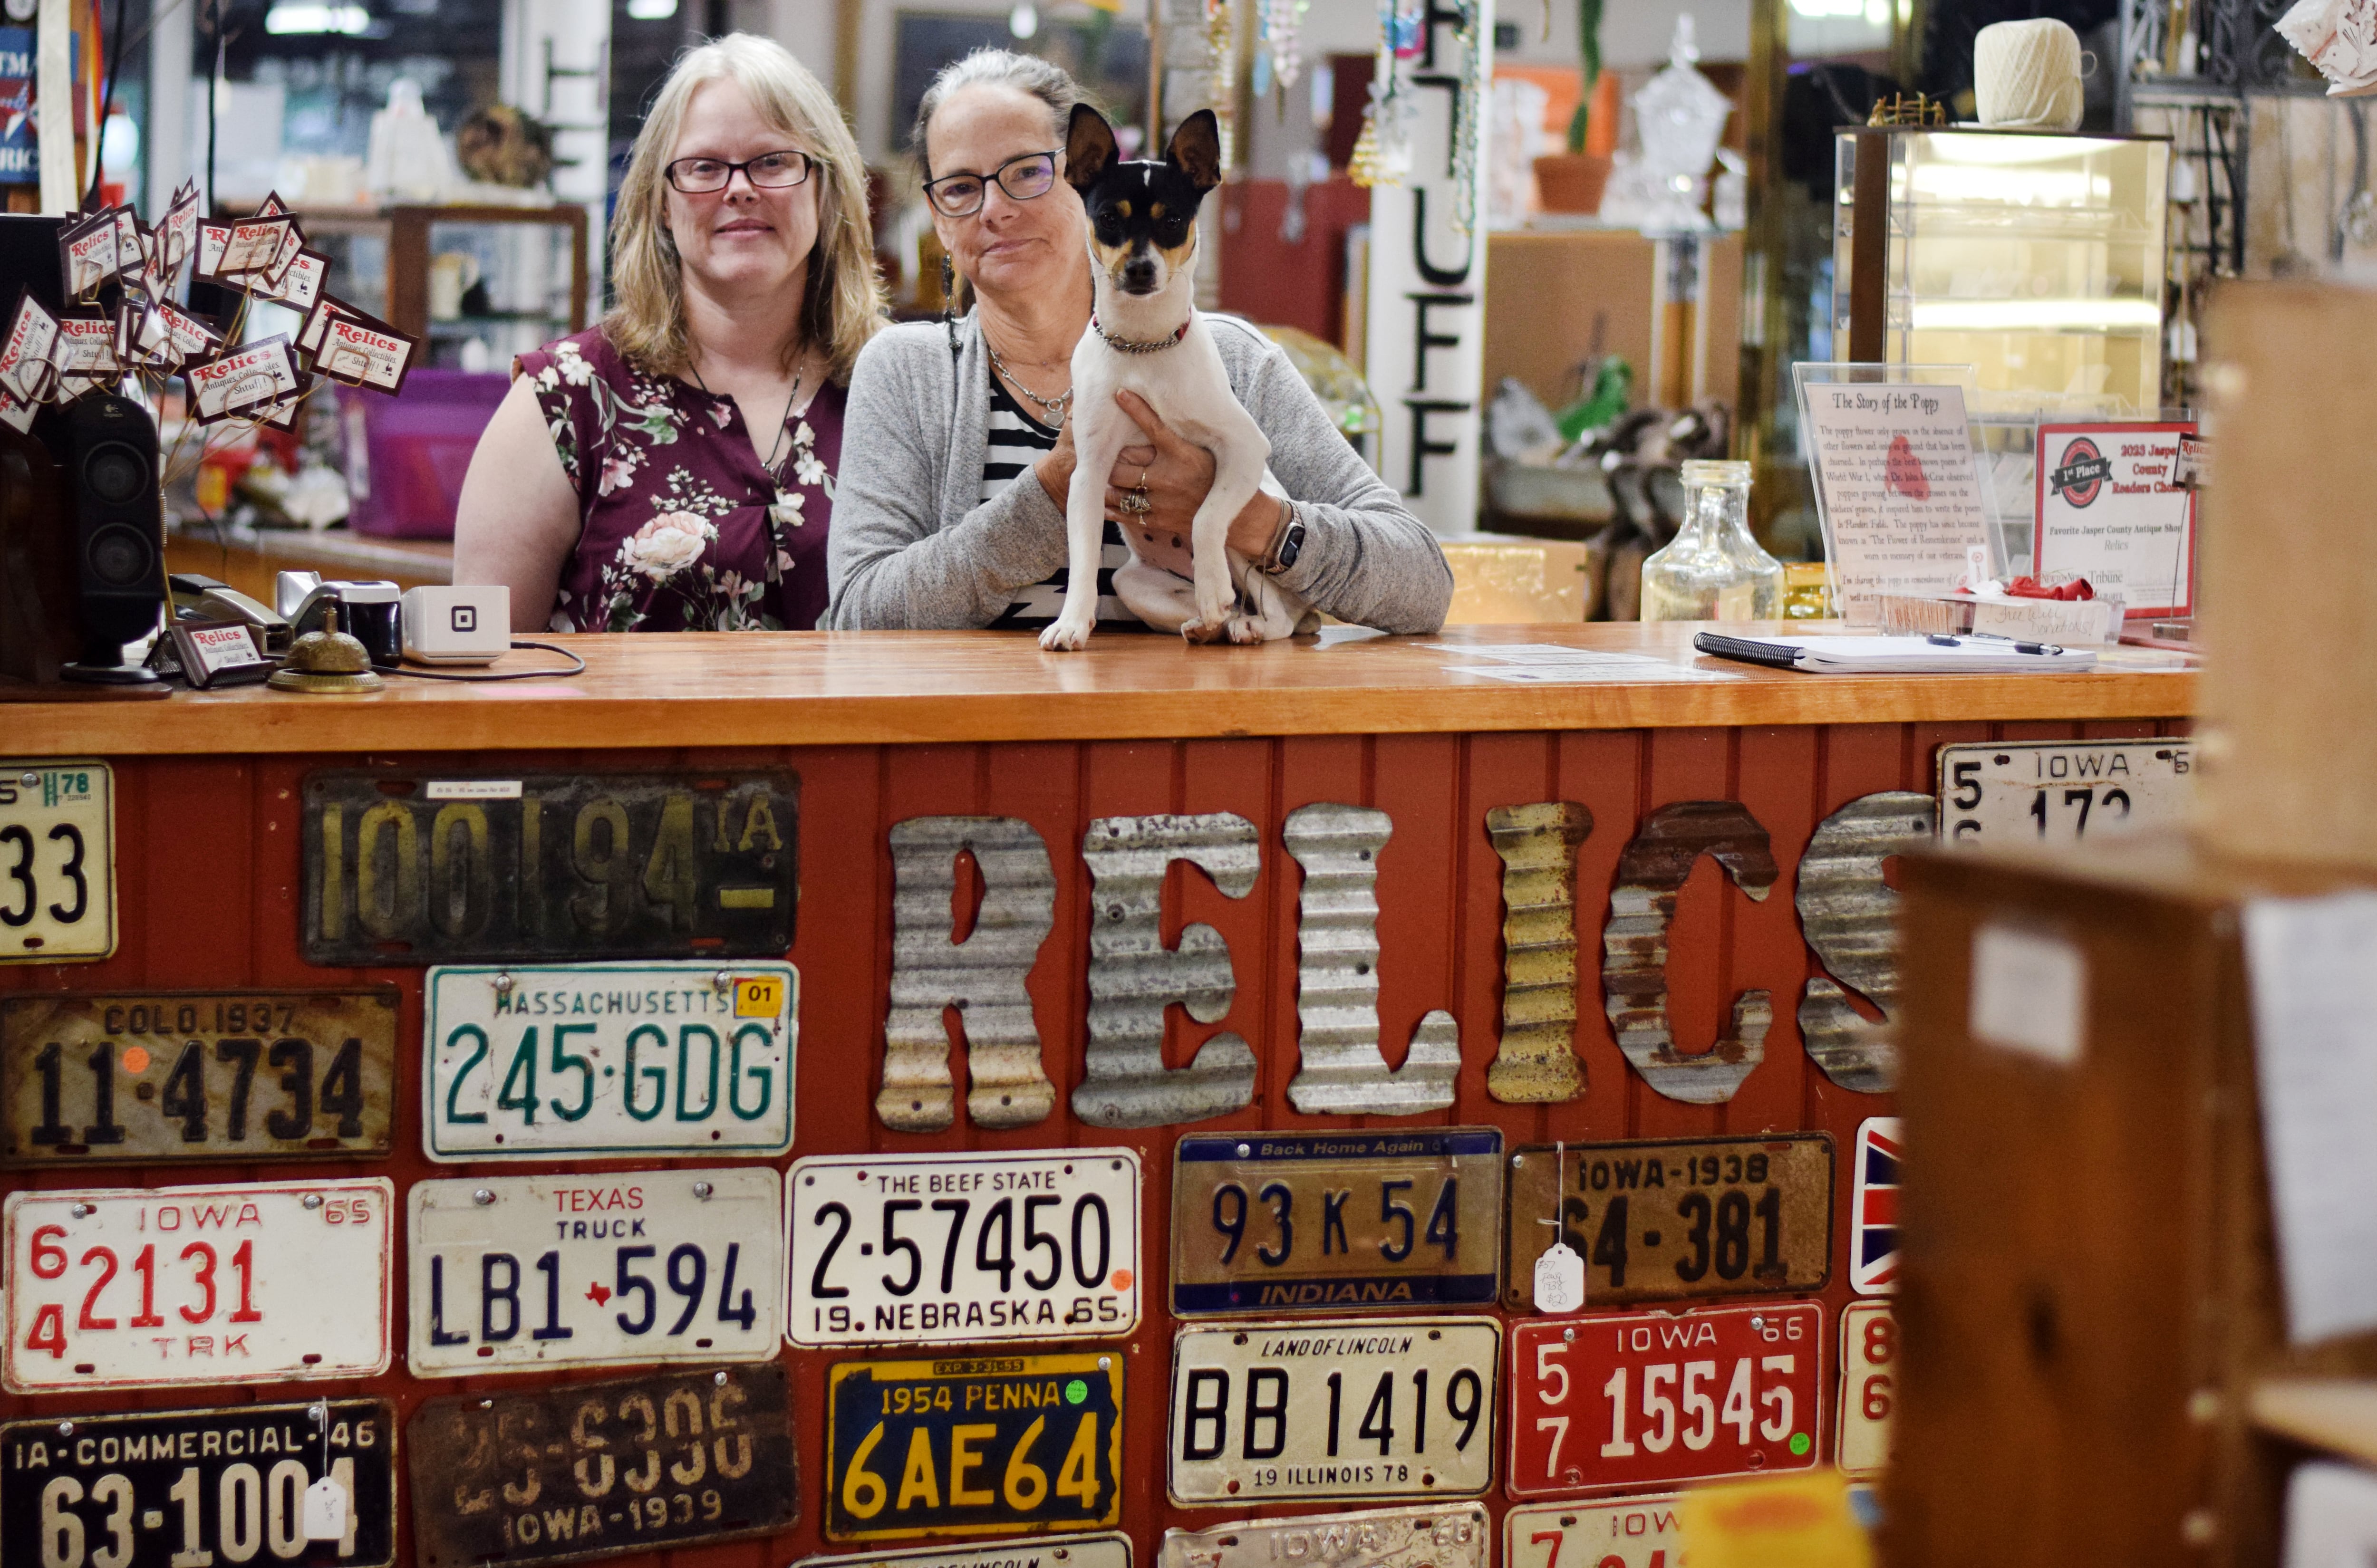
[1938,739,2192,846]
[1837,1301,1894,1480]
[1507,1305,1824,1498]
[0,760,113,962]
[789,1150,1141,1347]
[1171,1128,1502,1315]
[424,963,795,1160]
[0,1398,396,1568]
[823,1352,1123,1541]
[2,989,397,1165]
[1162,1504,1489,1568]
[799,1531,1133,1568]
[1,1178,392,1393]
[1169,1316,1500,1505]
[1504,1495,1682,1568]
[1502,1135,1833,1309]
[409,1363,796,1568]
[407,1168,783,1376]
[301,769,798,965]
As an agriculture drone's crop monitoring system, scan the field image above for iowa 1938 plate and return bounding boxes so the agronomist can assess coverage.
[797,1530,1133,1568]
[1161,1504,1489,1568]
[0,760,113,962]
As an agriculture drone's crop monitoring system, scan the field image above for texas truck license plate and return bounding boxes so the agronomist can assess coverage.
[1507,1305,1823,1497]
[1502,1135,1833,1309]
[1162,1506,1489,1568]
[787,1150,1141,1347]
[423,963,796,1159]
[3,989,398,1164]
[0,760,113,962]
[1168,1317,1500,1505]
[1937,739,2192,846]
[2,1179,393,1393]
[407,1168,783,1376]
[1503,1495,1682,1568]
[0,1399,396,1568]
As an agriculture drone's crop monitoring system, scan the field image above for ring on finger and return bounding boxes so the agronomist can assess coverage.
[1119,488,1153,517]
[1133,463,1152,491]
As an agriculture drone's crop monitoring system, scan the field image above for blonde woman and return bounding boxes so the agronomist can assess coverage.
[456,33,884,632]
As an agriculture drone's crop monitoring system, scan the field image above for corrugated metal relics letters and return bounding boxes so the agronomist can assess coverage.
[1601,801,1779,1104]
[1281,802,1460,1116]
[878,817,1057,1131]
[1795,791,1933,1094]
[1072,814,1259,1128]
[1482,802,1593,1104]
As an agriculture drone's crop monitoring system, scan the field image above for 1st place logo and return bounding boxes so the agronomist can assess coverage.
[2049,437,2110,506]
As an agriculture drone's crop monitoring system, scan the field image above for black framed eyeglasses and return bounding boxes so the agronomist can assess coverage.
[923,149,1061,217]
[666,150,818,194]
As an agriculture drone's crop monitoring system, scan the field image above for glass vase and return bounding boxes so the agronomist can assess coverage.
[1639,460,1785,623]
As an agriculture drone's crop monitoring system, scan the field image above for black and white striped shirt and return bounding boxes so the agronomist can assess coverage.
[979,374,1145,631]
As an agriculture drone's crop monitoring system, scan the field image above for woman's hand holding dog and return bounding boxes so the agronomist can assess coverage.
[1037,390,1282,561]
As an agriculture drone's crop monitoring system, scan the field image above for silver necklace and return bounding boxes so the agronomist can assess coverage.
[984,335,1072,424]
[687,353,808,530]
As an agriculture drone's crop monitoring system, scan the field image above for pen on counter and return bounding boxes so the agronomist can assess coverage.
[1925,631,2065,655]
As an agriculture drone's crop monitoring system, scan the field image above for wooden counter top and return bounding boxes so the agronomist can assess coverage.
[2,623,2194,755]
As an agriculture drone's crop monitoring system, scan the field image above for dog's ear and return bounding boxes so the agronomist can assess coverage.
[1065,104,1119,194]
[1165,109,1224,191]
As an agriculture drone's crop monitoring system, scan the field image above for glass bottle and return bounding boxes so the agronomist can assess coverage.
[1638,460,1786,622]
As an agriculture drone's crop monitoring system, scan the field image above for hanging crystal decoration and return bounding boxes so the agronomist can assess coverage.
[1205,0,1238,172]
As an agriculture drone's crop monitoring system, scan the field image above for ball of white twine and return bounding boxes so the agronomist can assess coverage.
[1974,18,2087,132]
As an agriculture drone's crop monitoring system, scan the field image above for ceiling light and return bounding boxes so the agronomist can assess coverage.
[1009,1,1038,38]
[626,0,676,18]
[264,2,371,31]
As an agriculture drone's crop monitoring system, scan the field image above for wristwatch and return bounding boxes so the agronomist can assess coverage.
[1261,500,1305,575]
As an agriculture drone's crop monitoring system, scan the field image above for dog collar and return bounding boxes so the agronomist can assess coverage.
[1091,315,1190,354]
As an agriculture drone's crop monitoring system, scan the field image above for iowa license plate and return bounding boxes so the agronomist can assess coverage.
[407,1168,783,1376]
[1,1178,393,1393]
[1162,1505,1490,1568]
[2,989,398,1165]
[1837,1301,1894,1480]
[1169,1317,1500,1505]
[0,760,113,962]
[1938,740,2192,846]
[1507,1305,1824,1498]
[824,1352,1123,1541]
[1503,1135,1832,1309]
[1504,1495,1682,1568]
[798,1531,1134,1568]
[789,1150,1141,1347]
[1170,1128,1502,1315]
[0,1399,396,1568]
[408,1363,797,1568]
[424,963,795,1160]
[301,770,797,965]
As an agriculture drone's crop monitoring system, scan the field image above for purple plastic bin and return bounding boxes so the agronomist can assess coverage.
[342,369,512,539]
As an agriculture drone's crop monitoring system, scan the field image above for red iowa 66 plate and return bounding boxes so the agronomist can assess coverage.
[1506,1303,1823,1498]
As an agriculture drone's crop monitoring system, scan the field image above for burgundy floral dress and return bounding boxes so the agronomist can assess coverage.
[517,327,843,632]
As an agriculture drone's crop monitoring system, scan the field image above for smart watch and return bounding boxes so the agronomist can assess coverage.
[1262,501,1305,575]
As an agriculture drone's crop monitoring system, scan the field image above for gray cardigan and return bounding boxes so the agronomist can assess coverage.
[825,311,1454,633]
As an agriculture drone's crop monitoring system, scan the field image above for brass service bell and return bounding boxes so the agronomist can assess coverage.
[267,604,385,694]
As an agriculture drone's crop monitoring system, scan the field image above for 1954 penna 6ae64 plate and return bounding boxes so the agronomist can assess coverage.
[0,1398,397,1568]
[2,989,398,1165]
[0,760,114,963]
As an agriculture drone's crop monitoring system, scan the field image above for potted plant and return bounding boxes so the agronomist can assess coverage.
[1534,0,1616,213]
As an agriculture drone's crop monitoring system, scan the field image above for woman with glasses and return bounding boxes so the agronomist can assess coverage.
[455,34,884,632]
[826,50,1451,635]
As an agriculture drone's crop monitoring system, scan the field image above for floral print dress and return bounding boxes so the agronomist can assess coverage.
[517,327,844,632]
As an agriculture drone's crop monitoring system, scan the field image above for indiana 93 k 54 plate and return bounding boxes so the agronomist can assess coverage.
[2,1178,394,1393]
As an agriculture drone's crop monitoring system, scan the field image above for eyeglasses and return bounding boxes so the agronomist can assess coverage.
[923,149,1061,217]
[665,150,818,194]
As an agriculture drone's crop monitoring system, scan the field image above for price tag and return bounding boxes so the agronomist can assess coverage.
[303,1475,350,1540]
[1533,1241,1585,1313]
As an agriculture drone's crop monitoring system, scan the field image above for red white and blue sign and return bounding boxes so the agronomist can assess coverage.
[1851,1116,1900,1294]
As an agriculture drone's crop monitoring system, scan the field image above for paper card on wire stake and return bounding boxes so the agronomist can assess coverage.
[261,221,309,289]
[194,221,230,281]
[187,336,303,423]
[254,369,316,430]
[162,185,199,284]
[53,313,120,394]
[216,214,295,278]
[317,310,420,394]
[58,211,118,298]
[253,248,329,310]
[0,386,35,432]
[0,291,60,403]
[157,301,223,363]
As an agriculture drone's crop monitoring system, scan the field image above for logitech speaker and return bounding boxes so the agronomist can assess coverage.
[60,393,165,683]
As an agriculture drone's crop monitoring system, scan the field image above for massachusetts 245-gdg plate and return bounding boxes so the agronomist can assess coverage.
[2,989,398,1165]
[825,1352,1124,1542]
[1161,1505,1490,1568]
[1503,1135,1833,1309]
[1168,1316,1501,1505]
[408,1169,783,1376]
[409,1363,797,1568]
[1171,1128,1502,1315]
[424,963,796,1160]
[1937,739,2193,846]
[301,769,798,965]
[2,1178,394,1393]
[0,760,113,963]
[0,1398,397,1568]
[788,1150,1141,1347]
